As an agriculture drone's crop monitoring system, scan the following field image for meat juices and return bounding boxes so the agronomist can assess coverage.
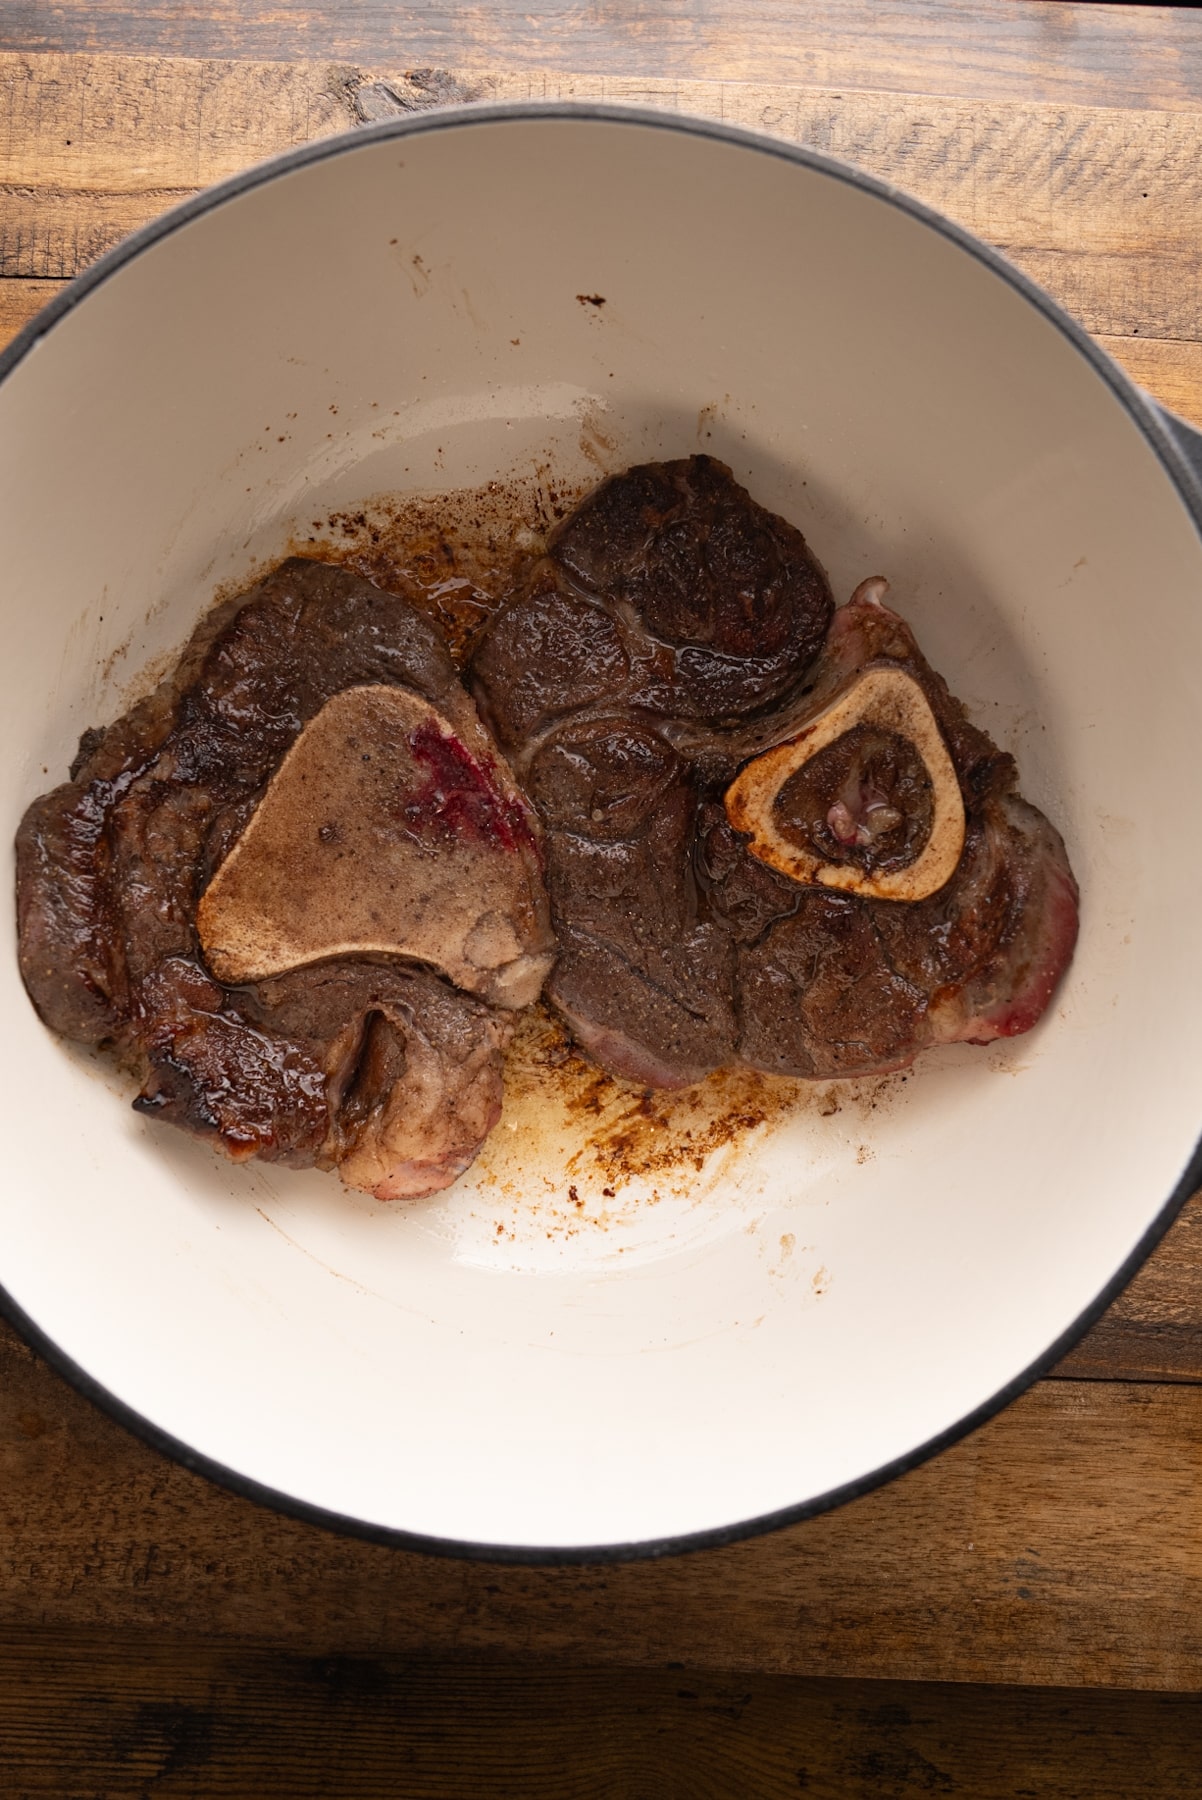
[471,456,1079,1088]
[16,559,553,1196]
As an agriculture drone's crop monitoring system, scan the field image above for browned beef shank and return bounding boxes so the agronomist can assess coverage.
[16,457,1081,1192]
[471,458,1079,1087]
[16,558,554,1196]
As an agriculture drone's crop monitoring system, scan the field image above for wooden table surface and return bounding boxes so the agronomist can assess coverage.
[4,5,1202,1794]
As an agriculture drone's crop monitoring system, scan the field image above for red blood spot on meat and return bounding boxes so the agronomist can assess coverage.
[402,719,533,854]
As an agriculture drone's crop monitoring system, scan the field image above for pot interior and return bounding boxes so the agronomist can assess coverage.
[1,111,1199,1552]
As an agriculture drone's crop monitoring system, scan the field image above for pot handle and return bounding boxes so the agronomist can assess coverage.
[1152,401,1202,530]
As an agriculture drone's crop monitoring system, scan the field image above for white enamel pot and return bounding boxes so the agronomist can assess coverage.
[3,107,1201,1560]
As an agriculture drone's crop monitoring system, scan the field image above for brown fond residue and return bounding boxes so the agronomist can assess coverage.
[469,1004,827,1237]
[286,473,592,664]
[98,476,586,727]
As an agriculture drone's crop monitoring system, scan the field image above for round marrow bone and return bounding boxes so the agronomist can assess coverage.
[197,684,555,1007]
[723,666,966,902]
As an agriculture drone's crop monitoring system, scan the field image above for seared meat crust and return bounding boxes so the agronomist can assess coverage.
[16,559,538,1195]
[472,459,1078,1086]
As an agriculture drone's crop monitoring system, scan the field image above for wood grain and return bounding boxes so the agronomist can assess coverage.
[0,276,62,344]
[1,1630,1201,1798]
[1054,1192,1202,1384]
[9,2,1202,113]
[4,53,1202,397]
[1095,332,1202,430]
[2,1317,1201,1691]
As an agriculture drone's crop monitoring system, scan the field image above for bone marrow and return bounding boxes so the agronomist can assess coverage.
[724,652,967,902]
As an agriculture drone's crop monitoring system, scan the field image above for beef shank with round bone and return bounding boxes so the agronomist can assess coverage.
[724,578,966,902]
[16,558,553,1197]
[471,463,1079,1088]
[713,579,1080,1078]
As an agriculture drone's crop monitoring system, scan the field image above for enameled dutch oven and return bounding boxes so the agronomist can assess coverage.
[3,107,1201,1559]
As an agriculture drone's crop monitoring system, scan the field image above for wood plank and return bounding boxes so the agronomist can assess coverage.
[1054,1191,1202,1384]
[1097,332,1202,432]
[0,277,63,344]
[8,2,1202,114]
[2,1319,1200,1690]
[4,54,1202,346]
[0,1630,1201,1799]
[0,51,356,188]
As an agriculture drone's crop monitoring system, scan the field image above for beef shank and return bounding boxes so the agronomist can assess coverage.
[471,457,1079,1087]
[16,558,554,1196]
